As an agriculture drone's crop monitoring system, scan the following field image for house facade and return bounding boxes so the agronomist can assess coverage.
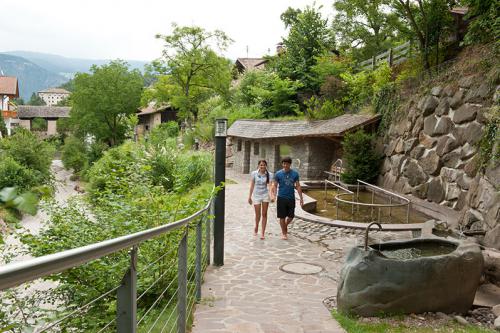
[227,114,380,179]
[38,88,70,106]
[135,103,178,137]
[0,76,20,136]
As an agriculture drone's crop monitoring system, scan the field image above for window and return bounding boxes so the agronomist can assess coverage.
[237,139,242,151]
[254,142,260,155]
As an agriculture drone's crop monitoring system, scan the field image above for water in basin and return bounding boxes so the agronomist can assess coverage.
[371,241,457,259]
[305,189,432,224]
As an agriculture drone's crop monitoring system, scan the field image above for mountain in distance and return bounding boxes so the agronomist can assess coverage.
[0,53,68,100]
[3,51,149,79]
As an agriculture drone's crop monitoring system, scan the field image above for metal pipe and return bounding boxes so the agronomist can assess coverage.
[117,247,137,333]
[364,222,382,251]
[177,230,188,333]
[357,180,410,203]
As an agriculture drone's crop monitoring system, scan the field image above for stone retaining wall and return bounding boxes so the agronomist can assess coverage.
[378,75,499,249]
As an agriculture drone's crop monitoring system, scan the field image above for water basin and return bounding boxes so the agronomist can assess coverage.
[372,241,456,259]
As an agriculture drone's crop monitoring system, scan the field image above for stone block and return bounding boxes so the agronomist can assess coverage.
[464,156,480,177]
[390,155,407,176]
[410,145,426,160]
[434,116,454,136]
[423,115,437,136]
[435,98,450,116]
[381,158,392,174]
[403,138,418,154]
[440,167,459,182]
[455,190,468,211]
[419,95,439,116]
[419,150,442,175]
[385,139,398,156]
[395,138,405,154]
[461,142,477,160]
[476,108,489,124]
[443,150,461,169]
[483,249,500,283]
[412,116,424,136]
[486,160,500,188]
[459,75,476,89]
[427,177,445,203]
[453,104,479,124]
[404,160,429,187]
[472,178,496,212]
[464,82,491,103]
[431,86,443,97]
[457,173,473,190]
[419,131,437,148]
[484,226,500,250]
[436,135,459,157]
[412,182,428,199]
[484,194,500,230]
[442,84,457,97]
[450,89,465,109]
[446,183,461,201]
[463,121,484,145]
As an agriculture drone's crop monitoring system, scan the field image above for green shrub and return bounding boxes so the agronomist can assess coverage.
[0,128,55,187]
[0,157,38,191]
[341,129,381,184]
[0,117,7,137]
[194,121,214,143]
[61,136,88,173]
[341,70,374,109]
[31,118,47,131]
[173,152,212,192]
[148,121,179,147]
[305,96,344,120]
[372,63,392,95]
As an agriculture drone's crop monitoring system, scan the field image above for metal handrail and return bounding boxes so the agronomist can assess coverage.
[0,200,212,291]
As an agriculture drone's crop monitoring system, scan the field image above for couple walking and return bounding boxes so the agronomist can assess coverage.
[247,157,304,240]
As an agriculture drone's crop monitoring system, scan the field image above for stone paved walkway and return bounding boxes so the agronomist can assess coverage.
[192,171,346,333]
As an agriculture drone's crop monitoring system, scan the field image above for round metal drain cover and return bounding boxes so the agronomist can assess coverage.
[280,262,324,275]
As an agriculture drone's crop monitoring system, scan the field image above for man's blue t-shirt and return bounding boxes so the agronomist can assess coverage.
[275,169,299,200]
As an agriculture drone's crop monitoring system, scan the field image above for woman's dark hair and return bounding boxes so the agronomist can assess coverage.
[257,160,269,184]
[281,156,292,164]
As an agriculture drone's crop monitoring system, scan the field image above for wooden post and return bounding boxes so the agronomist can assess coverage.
[371,55,376,70]
[388,48,393,67]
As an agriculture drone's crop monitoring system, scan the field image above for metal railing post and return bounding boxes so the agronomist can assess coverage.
[177,230,188,333]
[206,204,213,266]
[406,202,411,224]
[195,219,202,301]
[117,246,137,333]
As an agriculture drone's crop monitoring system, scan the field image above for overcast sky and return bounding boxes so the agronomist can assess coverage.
[1,0,334,62]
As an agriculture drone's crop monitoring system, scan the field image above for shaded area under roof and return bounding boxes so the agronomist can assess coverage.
[17,105,71,118]
[228,114,380,139]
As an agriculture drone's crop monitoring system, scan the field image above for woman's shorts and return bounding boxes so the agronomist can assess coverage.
[277,197,295,218]
[253,194,270,204]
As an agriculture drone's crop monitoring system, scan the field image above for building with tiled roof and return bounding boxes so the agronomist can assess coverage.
[38,87,70,106]
[234,58,268,74]
[135,102,178,137]
[227,114,380,178]
[0,76,20,136]
[16,105,71,135]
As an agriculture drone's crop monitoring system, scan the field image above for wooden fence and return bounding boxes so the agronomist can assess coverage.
[357,41,415,72]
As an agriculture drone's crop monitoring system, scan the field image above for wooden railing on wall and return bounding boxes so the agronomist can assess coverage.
[357,41,414,72]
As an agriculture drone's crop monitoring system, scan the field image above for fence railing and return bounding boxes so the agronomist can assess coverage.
[323,179,411,223]
[357,41,414,72]
[0,198,214,333]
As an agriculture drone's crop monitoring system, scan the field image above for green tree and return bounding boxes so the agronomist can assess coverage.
[272,5,334,92]
[28,93,45,106]
[150,24,233,123]
[70,61,143,146]
[0,117,7,137]
[390,0,454,69]
[462,0,500,46]
[341,129,381,184]
[332,0,406,61]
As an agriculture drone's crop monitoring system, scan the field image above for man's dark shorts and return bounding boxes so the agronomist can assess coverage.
[277,197,295,218]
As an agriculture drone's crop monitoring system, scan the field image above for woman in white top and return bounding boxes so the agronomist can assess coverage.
[248,160,274,239]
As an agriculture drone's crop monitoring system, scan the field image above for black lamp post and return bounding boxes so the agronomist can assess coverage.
[213,118,227,266]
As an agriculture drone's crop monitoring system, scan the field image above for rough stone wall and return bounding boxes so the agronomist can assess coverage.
[378,75,499,248]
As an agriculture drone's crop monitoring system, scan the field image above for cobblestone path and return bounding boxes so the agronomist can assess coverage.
[192,171,346,333]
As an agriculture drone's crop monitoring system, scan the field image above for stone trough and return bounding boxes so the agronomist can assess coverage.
[337,238,483,316]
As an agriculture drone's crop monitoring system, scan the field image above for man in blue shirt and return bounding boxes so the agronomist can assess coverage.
[272,156,304,240]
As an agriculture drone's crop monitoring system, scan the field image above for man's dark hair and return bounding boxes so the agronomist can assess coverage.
[281,157,292,164]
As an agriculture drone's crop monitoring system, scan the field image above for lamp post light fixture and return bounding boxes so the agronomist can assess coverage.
[213,118,227,266]
[215,118,228,137]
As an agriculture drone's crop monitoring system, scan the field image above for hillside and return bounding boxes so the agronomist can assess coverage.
[0,54,68,100]
[3,51,149,78]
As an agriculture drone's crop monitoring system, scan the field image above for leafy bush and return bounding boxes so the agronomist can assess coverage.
[31,118,47,131]
[0,117,7,137]
[305,96,344,120]
[341,129,381,184]
[462,0,500,47]
[148,121,179,147]
[173,152,212,192]
[61,136,88,173]
[0,157,38,192]
[0,128,55,187]
[341,70,373,109]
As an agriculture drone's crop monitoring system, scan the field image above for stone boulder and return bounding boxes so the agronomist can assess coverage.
[412,182,429,199]
[390,154,407,176]
[459,75,476,89]
[443,150,462,169]
[404,160,429,187]
[435,98,450,116]
[446,183,461,201]
[427,177,445,203]
[410,145,426,159]
[453,104,479,124]
[418,95,439,116]
[431,86,443,97]
[457,173,473,190]
[423,116,437,136]
[450,89,466,109]
[464,156,480,177]
[412,116,424,136]
[434,116,454,136]
[404,138,418,154]
[440,167,459,182]
[436,135,459,157]
[419,132,437,148]
[442,84,457,97]
[484,226,500,251]
[420,150,442,175]
[337,239,483,316]
[461,143,477,160]
[486,161,500,188]
[463,121,484,145]
[464,82,491,103]
[482,248,500,283]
